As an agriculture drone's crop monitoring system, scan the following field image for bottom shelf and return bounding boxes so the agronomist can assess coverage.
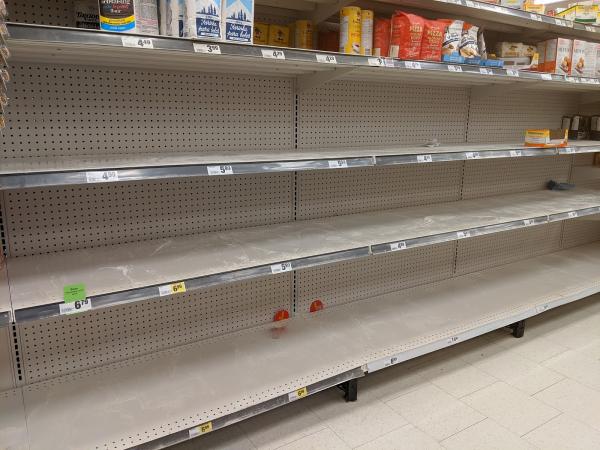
[7,242,600,449]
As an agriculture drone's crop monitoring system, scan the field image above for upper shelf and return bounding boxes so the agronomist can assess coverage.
[0,142,598,189]
[7,23,600,93]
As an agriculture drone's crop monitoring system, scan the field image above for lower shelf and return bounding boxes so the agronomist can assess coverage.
[6,242,600,449]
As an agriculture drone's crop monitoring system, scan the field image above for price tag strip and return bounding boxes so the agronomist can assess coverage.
[189,422,213,438]
[60,298,92,315]
[158,282,187,297]
[417,154,433,163]
[328,159,348,169]
[194,43,221,54]
[271,262,293,274]
[207,165,234,176]
[288,386,308,402]
[121,36,154,49]
[86,170,119,183]
[261,49,285,60]
[316,54,337,64]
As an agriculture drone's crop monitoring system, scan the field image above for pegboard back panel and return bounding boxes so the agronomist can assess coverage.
[5,174,293,257]
[18,273,292,384]
[0,327,15,391]
[467,90,578,143]
[297,81,469,149]
[2,64,293,159]
[562,218,600,249]
[296,162,463,220]
[6,0,74,26]
[455,222,562,276]
[296,242,457,312]
[461,156,571,200]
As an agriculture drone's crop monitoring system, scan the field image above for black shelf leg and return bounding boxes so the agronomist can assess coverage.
[337,379,358,402]
[509,320,526,338]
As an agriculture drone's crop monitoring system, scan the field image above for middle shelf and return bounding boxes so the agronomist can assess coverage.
[7,187,600,323]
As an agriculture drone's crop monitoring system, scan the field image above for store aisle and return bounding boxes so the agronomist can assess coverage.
[175,294,600,450]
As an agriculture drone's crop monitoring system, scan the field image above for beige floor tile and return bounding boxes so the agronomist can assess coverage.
[535,378,600,432]
[578,338,600,360]
[362,362,434,403]
[275,428,350,450]
[524,414,600,450]
[172,424,256,450]
[307,386,407,448]
[497,333,569,364]
[356,424,443,450]
[544,349,600,391]
[462,382,559,436]
[441,419,537,450]
[386,384,484,441]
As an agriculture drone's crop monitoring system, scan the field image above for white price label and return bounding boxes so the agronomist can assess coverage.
[447,336,460,344]
[457,230,471,239]
[405,61,422,70]
[368,57,386,67]
[536,304,550,313]
[367,356,399,372]
[465,152,480,159]
[530,13,542,22]
[541,73,553,81]
[288,387,308,402]
[507,69,519,77]
[568,211,579,219]
[562,147,574,154]
[193,43,221,54]
[523,219,535,226]
[566,76,578,83]
[271,262,292,274]
[479,68,493,75]
[417,154,433,163]
[448,65,462,72]
[86,171,119,183]
[207,165,233,175]
[121,36,154,49]
[189,422,213,438]
[59,299,92,315]
[158,282,187,297]
[586,25,596,32]
[510,150,522,157]
[262,49,285,59]
[316,54,337,64]
[390,241,407,251]
[555,18,566,26]
[328,159,348,169]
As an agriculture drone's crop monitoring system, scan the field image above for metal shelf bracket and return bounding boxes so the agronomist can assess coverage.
[296,67,356,93]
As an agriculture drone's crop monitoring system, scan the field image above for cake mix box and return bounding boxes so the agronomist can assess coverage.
[545,38,573,75]
[222,0,253,43]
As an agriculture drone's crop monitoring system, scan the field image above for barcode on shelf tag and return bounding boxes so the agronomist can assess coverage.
[479,68,493,75]
[316,54,337,64]
[59,299,92,315]
[523,219,535,226]
[448,65,462,72]
[288,387,308,402]
[417,154,433,163]
[262,49,285,59]
[510,150,523,157]
[447,336,460,345]
[390,241,407,251]
[328,159,348,169]
[189,422,213,438]
[194,43,221,54]
[158,282,187,297]
[536,304,550,314]
[405,61,422,69]
[368,57,386,67]
[271,262,292,274]
[568,211,579,218]
[207,165,233,175]
[507,69,519,77]
[465,152,480,159]
[121,36,154,49]
[541,73,552,81]
[530,13,542,22]
[457,230,471,239]
[86,171,119,183]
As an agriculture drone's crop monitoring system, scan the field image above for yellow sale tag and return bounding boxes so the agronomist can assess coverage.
[288,386,308,401]
[189,421,213,438]
[171,282,186,294]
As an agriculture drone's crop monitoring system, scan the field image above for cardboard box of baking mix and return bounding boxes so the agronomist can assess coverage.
[557,4,598,23]
[525,129,568,148]
[544,38,573,74]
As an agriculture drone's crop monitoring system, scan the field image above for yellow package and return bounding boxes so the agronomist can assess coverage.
[523,3,545,14]
[525,129,568,148]
[254,22,269,45]
[268,24,290,47]
[294,20,313,49]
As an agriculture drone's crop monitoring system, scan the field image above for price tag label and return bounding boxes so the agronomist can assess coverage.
[555,18,567,26]
[288,387,308,401]
[121,36,154,49]
[328,159,348,169]
[465,0,477,7]
[207,165,233,175]
[448,65,462,72]
[536,304,550,313]
[568,211,579,219]
[457,230,471,239]
[189,422,213,438]
[523,219,535,226]
[390,241,407,251]
[262,49,285,59]
[447,336,460,344]
[465,152,480,159]
[540,73,552,81]
[193,43,221,54]
[405,61,422,70]
[158,282,187,297]
[510,150,523,157]
[586,25,596,32]
[566,76,579,83]
[316,54,337,64]
[417,154,433,163]
[479,68,493,75]
[530,13,543,22]
[271,262,292,274]
[368,57,386,67]
[86,171,119,183]
[506,69,519,77]
[60,298,92,315]
[562,147,574,154]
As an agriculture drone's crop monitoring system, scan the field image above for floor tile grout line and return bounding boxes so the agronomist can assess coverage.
[437,416,488,443]
[349,423,416,449]
[519,411,563,438]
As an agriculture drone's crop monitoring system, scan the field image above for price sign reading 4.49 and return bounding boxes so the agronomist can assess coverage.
[121,36,154,49]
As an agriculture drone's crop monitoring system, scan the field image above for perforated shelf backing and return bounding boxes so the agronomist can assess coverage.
[297,81,469,149]
[468,91,578,143]
[562,219,600,249]
[17,273,292,384]
[2,64,294,159]
[0,327,15,391]
[3,173,293,257]
[6,0,73,26]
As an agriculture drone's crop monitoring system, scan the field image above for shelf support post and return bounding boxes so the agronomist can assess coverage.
[338,378,358,402]
[508,320,526,338]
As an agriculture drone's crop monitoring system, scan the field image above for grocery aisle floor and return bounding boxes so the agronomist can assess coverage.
[174,294,600,450]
